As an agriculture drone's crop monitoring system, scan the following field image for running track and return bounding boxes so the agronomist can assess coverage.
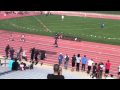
[0,11,120,77]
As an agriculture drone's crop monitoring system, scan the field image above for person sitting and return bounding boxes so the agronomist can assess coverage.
[29,61,34,70]
[20,62,24,71]
[47,64,64,79]
[12,58,20,71]
[8,59,14,71]
[23,62,27,70]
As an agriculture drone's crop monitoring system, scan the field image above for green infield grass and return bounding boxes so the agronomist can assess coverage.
[0,14,120,45]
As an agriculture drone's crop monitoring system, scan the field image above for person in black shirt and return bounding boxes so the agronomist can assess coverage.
[71,54,76,72]
[30,48,35,61]
[5,44,10,58]
[9,47,15,60]
[40,50,46,60]
[40,50,46,66]
[35,49,39,65]
[12,58,20,71]
[90,63,97,78]
[47,64,64,79]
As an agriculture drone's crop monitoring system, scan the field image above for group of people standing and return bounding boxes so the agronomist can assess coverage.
[57,53,113,79]
[30,48,46,65]
[5,44,27,61]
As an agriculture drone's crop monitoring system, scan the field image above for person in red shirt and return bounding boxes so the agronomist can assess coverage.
[105,60,111,77]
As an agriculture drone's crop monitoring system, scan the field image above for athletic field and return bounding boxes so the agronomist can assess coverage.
[0,14,120,45]
[0,12,120,77]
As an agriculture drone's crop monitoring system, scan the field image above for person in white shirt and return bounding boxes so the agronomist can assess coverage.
[20,34,25,42]
[22,50,27,61]
[61,15,64,21]
[76,54,81,71]
[87,59,94,74]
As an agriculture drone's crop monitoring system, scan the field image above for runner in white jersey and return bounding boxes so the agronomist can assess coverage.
[8,33,14,41]
[20,34,25,42]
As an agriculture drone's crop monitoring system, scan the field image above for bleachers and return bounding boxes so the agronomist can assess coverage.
[0,62,91,79]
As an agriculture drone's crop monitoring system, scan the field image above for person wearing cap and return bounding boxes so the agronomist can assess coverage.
[47,64,64,79]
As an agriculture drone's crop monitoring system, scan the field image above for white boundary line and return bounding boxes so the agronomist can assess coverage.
[32,16,51,32]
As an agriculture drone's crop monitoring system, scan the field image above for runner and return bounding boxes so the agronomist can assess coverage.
[20,34,25,42]
[54,34,59,47]
[101,23,105,29]
[61,15,64,21]
[8,33,14,41]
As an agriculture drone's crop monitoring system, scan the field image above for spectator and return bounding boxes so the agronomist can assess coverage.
[47,64,64,79]
[87,59,94,74]
[105,60,111,77]
[29,61,34,69]
[40,50,46,66]
[20,62,24,71]
[22,50,27,61]
[58,53,63,66]
[23,62,27,70]
[64,54,69,69]
[30,48,35,61]
[118,65,120,79]
[90,63,97,79]
[76,54,81,72]
[81,55,87,71]
[12,58,20,71]
[9,47,15,60]
[34,49,39,65]
[71,54,76,72]
[97,62,104,79]
[5,44,10,58]
[16,47,23,61]
[40,50,46,60]
[8,59,14,70]
[58,66,62,75]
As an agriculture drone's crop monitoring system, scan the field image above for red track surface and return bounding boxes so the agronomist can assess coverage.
[0,12,120,76]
